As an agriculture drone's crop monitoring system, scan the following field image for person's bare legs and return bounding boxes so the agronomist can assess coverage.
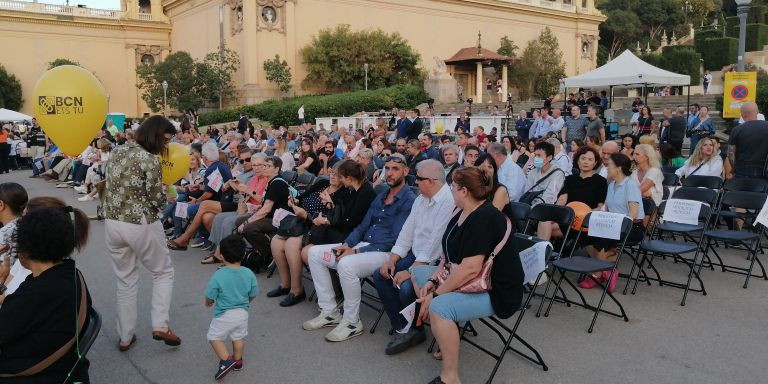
[202,212,216,233]
[232,340,244,361]
[301,244,312,265]
[175,200,222,245]
[285,236,305,295]
[270,236,290,290]
[431,312,462,384]
[210,340,229,360]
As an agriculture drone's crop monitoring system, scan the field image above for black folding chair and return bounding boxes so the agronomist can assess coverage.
[360,277,387,334]
[632,190,717,306]
[702,191,768,288]
[723,178,768,193]
[662,172,679,201]
[621,198,657,295]
[78,307,102,356]
[542,212,634,333]
[506,201,531,233]
[457,234,550,383]
[294,172,316,191]
[681,175,723,190]
[522,204,575,317]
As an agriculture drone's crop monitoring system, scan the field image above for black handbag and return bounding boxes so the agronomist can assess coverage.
[519,169,561,205]
[276,215,308,237]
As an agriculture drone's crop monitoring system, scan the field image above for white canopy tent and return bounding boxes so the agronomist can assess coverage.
[0,108,33,122]
[562,50,691,89]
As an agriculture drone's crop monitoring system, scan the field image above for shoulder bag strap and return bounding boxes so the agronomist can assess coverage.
[490,217,513,258]
[524,168,561,194]
[0,271,88,378]
[688,161,707,177]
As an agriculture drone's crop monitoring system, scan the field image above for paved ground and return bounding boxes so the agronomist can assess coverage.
[5,169,768,384]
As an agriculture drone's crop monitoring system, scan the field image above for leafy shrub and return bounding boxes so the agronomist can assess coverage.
[700,37,739,70]
[197,85,427,127]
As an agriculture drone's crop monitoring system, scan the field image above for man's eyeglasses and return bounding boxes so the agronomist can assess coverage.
[415,175,437,182]
[238,157,252,164]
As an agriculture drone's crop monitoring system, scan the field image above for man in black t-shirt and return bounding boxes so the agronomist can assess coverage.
[729,102,768,179]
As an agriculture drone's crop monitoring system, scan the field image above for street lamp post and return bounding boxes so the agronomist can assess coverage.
[162,80,168,116]
[364,63,369,91]
[736,0,753,72]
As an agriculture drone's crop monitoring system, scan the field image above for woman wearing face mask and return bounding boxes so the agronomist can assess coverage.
[675,138,723,179]
[523,141,565,206]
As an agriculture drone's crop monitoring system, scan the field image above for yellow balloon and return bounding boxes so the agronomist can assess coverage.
[161,142,191,185]
[435,122,444,134]
[33,65,108,156]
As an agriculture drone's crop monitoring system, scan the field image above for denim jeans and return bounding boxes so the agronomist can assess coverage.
[411,265,495,323]
[372,253,416,331]
[172,202,200,238]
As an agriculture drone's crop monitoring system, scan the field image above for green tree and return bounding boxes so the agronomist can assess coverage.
[597,0,687,58]
[300,25,424,91]
[497,35,518,59]
[511,28,566,101]
[0,64,23,111]
[137,51,200,113]
[47,58,80,69]
[197,46,241,108]
[263,54,293,93]
[136,47,240,113]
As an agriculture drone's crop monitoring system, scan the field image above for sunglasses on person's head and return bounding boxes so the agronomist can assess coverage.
[238,157,252,164]
[383,156,406,165]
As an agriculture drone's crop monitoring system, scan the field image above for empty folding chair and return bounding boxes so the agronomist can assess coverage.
[702,191,768,288]
[632,191,716,305]
[723,178,768,193]
[542,212,634,333]
[621,198,657,295]
[681,175,723,190]
[523,204,574,317]
[458,234,550,383]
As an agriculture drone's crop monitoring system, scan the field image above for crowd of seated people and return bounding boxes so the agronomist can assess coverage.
[19,98,753,384]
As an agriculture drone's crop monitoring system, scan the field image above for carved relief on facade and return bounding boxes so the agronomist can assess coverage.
[579,34,597,60]
[133,44,166,66]
[256,0,293,34]
[227,0,244,35]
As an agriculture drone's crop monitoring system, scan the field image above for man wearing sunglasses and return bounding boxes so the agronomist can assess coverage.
[374,159,456,355]
[304,155,416,342]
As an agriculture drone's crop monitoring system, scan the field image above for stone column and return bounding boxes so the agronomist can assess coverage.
[475,61,483,103]
[502,64,508,103]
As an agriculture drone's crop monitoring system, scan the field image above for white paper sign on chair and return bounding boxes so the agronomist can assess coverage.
[587,211,625,240]
[662,199,702,226]
[755,197,768,228]
[519,241,550,285]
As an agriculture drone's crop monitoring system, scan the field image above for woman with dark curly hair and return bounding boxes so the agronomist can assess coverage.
[0,208,93,383]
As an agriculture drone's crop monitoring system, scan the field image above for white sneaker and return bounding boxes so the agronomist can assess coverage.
[325,319,364,342]
[302,310,341,331]
[78,195,94,202]
[74,185,87,194]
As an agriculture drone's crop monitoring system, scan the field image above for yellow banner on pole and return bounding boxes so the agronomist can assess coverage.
[723,72,757,118]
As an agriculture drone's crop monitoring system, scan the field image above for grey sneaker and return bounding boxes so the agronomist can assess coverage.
[302,310,341,331]
[324,319,363,342]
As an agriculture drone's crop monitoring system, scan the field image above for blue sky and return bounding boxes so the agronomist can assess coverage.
[21,0,121,10]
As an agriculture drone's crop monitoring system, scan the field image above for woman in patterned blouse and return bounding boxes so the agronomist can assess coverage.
[104,115,182,351]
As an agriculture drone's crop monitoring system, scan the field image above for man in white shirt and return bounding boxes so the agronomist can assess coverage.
[487,142,527,202]
[598,140,620,179]
[548,138,572,176]
[298,104,305,124]
[373,160,455,355]
[547,108,565,137]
